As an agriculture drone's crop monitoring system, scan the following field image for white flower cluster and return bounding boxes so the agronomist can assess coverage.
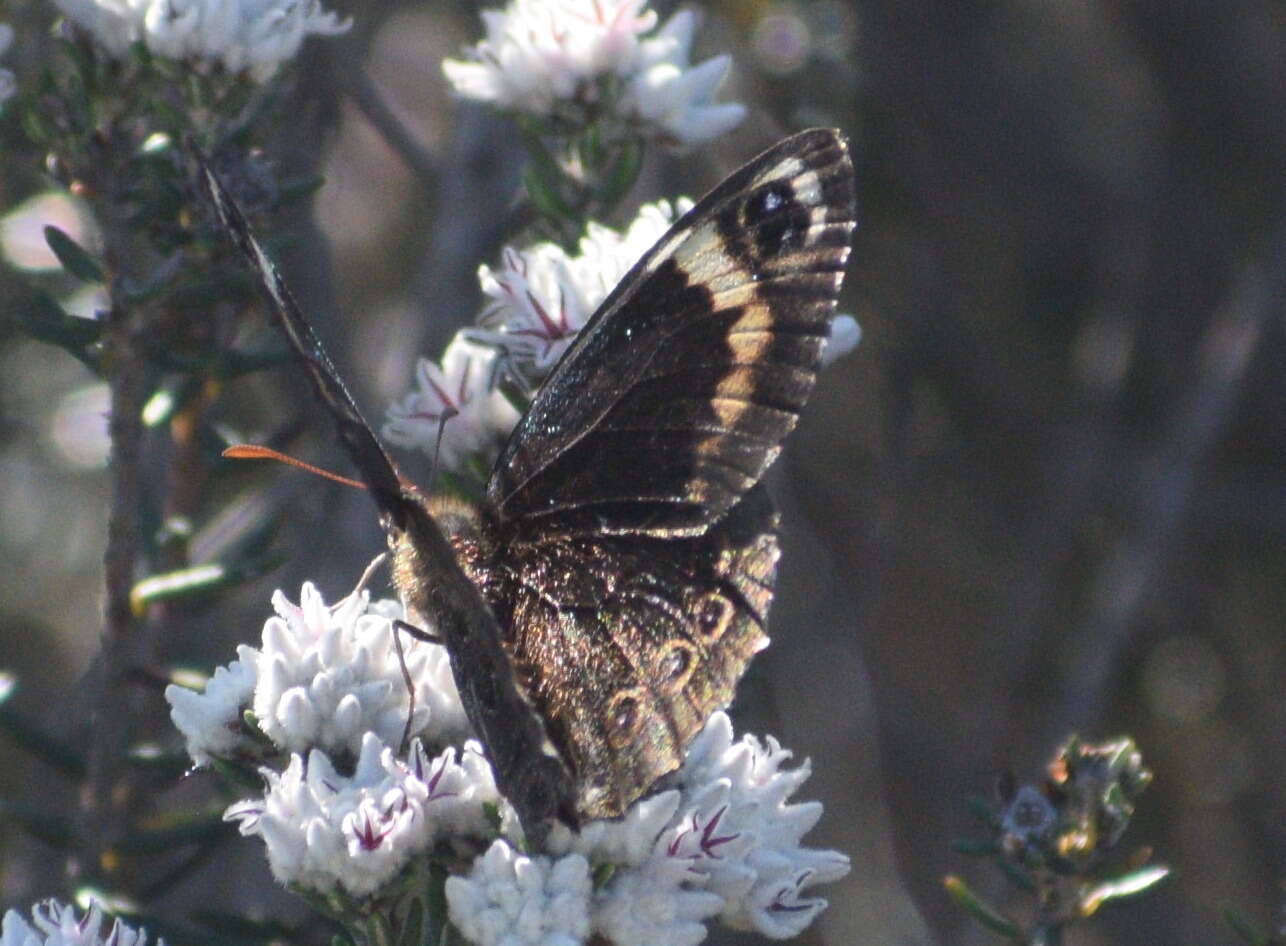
[53,0,349,82]
[169,580,845,941]
[166,580,500,897]
[166,579,469,766]
[443,0,744,147]
[0,24,15,107]
[226,733,501,897]
[385,197,860,470]
[446,843,593,946]
[0,901,158,946]
[447,712,849,946]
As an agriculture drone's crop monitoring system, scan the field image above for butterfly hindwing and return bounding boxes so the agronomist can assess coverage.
[480,486,778,820]
[488,128,857,537]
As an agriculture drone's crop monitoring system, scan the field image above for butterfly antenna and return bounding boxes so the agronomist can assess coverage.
[196,154,409,529]
[222,444,370,490]
[426,407,459,495]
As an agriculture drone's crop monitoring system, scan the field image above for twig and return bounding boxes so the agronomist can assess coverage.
[1047,206,1286,742]
[325,41,439,191]
[80,293,149,881]
[411,105,524,356]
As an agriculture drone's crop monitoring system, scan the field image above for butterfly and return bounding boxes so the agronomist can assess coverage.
[200,128,857,846]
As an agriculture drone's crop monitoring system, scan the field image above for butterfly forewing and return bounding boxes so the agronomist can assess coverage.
[488,129,857,537]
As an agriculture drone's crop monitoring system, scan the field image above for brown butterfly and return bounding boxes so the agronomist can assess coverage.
[200,128,857,845]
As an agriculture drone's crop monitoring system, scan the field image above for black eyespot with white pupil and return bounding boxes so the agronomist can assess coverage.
[745,182,792,225]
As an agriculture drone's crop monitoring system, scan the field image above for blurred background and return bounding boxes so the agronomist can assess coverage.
[1,0,1282,943]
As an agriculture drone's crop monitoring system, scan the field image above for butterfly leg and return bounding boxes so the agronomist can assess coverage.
[393,618,442,645]
[392,618,443,754]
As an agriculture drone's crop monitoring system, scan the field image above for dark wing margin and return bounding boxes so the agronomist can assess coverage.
[487,128,857,537]
[195,156,407,525]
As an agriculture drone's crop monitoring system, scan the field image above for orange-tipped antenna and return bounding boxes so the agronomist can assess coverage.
[223,444,369,491]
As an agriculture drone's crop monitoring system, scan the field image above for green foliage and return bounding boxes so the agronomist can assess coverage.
[946,735,1169,945]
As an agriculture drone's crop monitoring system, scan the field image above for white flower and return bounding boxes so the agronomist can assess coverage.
[252,582,468,759]
[382,334,521,470]
[0,24,15,107]
[53,0,350,82]
[443,2,743,146]
[164,580,469,766]
[445,840,592,946]
[590,849,723,946]
[227,733,501,897]
[443,0,657,115]
[471,198,692,377]
[546,789,680,866]
[165,648,258,764]
[671,713,849,938]
[540,713,846,945]
[0,901,159,946]
[620,11,746,146]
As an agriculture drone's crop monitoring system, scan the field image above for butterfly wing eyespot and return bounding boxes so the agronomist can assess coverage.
[656,642,697,695]
[694,591,736,641]
[605,689,647,750]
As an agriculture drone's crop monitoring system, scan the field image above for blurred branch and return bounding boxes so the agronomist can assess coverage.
[411,105,523,356]
[324,41,439,190]
[1047,206,1286,741]
[81,289,150,879]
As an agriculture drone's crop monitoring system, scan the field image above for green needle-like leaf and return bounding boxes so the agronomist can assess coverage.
[422,864,450,946]
[523,164,573,226]
[210,757,270,792]
[1079,864,1170,916]
[129,554,285,611]
[0,687,87,778]
[44,225,106,283]
[599,138,644,212]
[0,798,74,848]
[951,837,999,857]
[15,291,103,371]
[943,875,1022,941]
[1222,906,1271,945]
[997,858,1037,891]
